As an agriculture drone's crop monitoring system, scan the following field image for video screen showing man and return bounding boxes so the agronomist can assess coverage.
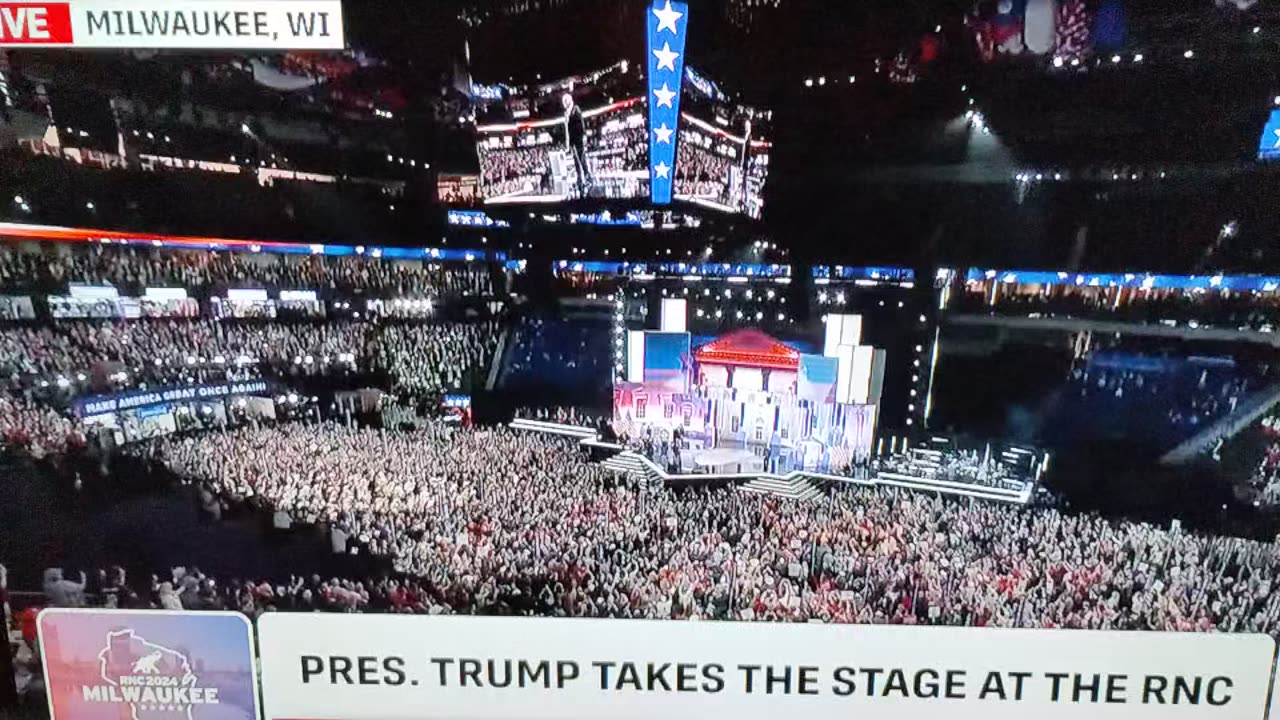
[675,68,772,219]
[436,174,480,207]
[475,62,649,203]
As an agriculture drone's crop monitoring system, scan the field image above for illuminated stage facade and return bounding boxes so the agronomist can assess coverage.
[614,308,882,473]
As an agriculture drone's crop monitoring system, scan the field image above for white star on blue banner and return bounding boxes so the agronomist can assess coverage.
[647,0,688,204]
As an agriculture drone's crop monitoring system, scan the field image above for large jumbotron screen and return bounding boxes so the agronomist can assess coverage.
[474,62,650,203]
[675,67,771,219]
[471,63,770,217]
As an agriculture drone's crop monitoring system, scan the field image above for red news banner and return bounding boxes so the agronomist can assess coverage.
[0,2,71,43]
[0,0,345,49]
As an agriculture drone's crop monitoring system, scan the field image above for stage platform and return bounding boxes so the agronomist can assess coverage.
[674,439,847,476]
[506,420,1034,505]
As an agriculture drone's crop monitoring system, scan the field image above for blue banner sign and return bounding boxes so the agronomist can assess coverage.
[813,266,916,282]
[966,268,1280,292]
[646,0,689,204]
[75,380,272,417]
[447,210,510,229]
[1259,109,1280,160]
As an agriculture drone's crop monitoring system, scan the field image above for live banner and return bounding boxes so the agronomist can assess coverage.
[257,613,1277,720]
[0,1,343,49]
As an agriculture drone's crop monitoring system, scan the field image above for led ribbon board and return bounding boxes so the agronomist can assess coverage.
[646,0,688,204]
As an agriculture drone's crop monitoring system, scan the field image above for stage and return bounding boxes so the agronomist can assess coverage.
[667,439,851,475]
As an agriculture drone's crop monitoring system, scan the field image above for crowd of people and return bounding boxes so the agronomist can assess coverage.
[95,421,1280,633]
[675,136,736,203]
[0,318,499,454]
[0,393,85,457]
[0,319,364,388]
[515,406,611,428]
[1246,414,1280,506]
[14,564,459,618]
[375,321,500,399]
[0,246,493,298]
[478,144,551,199]
[0,319,497,395]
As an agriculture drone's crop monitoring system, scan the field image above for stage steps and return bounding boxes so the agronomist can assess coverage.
[599,450,653,480]
[509,418,598,439]
[739,475,824,502]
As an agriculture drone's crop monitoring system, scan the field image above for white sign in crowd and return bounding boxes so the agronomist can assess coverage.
[256,614,1278,720]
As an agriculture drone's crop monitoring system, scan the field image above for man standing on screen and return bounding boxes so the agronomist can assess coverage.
[562,92,592,197]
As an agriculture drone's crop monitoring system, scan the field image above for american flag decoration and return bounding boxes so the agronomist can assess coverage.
[647,0,688,205]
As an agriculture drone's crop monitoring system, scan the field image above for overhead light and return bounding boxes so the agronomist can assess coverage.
[1184,49,1194,59]
[1111,55,1121,63]
[818,76,826,85]
[1052,56,1064,68]
[1133,54,1143,63]
[1254,26,1262,34]
[85,201,95,210]
[804,78,813,87]
[12,195,23,204]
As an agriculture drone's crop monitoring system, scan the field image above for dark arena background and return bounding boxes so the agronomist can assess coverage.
[8,0,1280,715]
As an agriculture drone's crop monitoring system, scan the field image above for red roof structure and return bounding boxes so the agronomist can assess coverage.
[694,330,801,372]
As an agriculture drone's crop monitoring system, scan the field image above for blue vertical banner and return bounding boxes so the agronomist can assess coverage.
[647,0,688,205]
[1259,109,1280,160]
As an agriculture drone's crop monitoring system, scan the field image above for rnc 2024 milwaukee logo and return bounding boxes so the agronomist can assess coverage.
[80,628,221,720]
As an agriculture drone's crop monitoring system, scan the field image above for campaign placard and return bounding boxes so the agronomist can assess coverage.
[39,609,261,720]
[256,613,1277,720]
